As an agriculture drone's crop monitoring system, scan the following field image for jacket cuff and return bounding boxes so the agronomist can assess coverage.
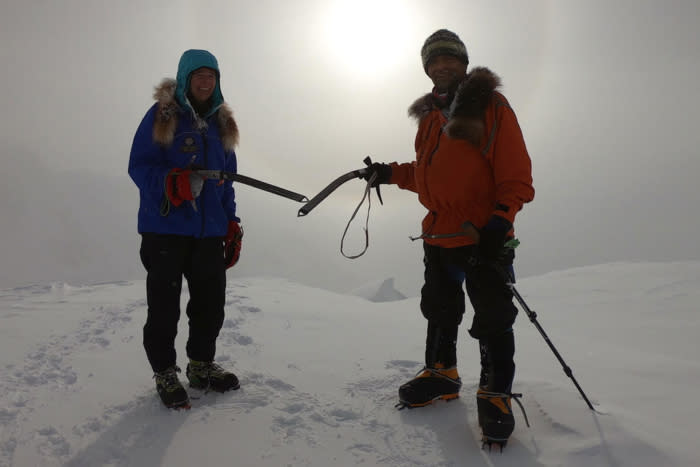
[492,203,517,225]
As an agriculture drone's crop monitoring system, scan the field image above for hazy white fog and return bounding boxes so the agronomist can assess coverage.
[2,0,699,293]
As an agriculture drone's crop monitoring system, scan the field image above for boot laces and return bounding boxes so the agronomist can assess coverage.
[207,362,227,378]
[190,361,228,378]
[416,366,461,385]
[154,366,182,392]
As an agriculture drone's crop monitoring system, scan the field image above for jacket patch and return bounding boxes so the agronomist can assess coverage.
[180,137,198,153]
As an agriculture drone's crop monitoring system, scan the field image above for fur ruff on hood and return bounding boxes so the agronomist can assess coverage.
[152,78,239,152]
[408,67,501,146]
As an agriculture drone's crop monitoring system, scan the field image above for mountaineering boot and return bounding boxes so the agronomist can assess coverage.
[397,322,461,408]
[477,389,515,448]
[398,364,462,407]
[186,359,240,392]
[154,366,190,409]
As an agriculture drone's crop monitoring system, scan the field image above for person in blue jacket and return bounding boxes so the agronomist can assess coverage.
[129,49,242,409]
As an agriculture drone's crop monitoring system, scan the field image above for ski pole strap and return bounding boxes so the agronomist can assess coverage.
[194,170,308,203]
[340,172,377,259]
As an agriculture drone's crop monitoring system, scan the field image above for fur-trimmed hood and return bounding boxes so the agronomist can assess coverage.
[408,67,501,146]
[151,78,239,152]
[174,49,224,117]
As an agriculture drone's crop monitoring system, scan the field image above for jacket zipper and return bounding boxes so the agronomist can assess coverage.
[199,128,208,237]
[416,120,434,164]
[421,125,443,213]
[427,127,443,166]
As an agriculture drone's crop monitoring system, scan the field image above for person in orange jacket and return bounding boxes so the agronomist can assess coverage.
[362,29,534,446]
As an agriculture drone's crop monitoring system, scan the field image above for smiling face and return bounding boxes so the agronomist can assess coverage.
[188,68,217,105]
[426,55,467,94]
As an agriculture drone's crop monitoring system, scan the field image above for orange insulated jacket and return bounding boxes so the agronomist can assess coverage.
[389,67,535,248]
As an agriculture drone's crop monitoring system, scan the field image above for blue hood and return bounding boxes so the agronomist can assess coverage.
[175,49,224,118]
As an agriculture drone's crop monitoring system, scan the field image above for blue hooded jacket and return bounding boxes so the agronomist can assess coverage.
[128,49,240,238]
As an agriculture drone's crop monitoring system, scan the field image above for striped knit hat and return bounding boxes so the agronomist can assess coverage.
[421,29,469,74]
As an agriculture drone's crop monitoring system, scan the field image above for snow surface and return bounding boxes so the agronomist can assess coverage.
[1,261,699,466]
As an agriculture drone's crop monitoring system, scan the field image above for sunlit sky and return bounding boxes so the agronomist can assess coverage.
[2,0,699,293]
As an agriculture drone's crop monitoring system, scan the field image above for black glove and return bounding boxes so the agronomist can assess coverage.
[360,162,392,188]
[478,215,513,262]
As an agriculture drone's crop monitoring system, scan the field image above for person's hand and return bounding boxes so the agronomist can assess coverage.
[360,162,392,187]
[223,221,243,269]
[478,215,512,262]
[166,168,204,206]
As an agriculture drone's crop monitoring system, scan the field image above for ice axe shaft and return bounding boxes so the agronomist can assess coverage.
[194,170,308,203]
[297,155,383,217]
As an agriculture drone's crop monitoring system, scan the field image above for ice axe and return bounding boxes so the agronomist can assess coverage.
[194,170,308,203]
[297,156,384,259]
[297,156,381,217]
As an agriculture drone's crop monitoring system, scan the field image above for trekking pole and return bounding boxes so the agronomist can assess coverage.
[468,234,598,413]
[507,279,597,412]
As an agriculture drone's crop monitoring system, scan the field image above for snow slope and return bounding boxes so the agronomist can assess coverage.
[1,262,699,466]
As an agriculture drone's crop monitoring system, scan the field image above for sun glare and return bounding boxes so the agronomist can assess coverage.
[323,0,414,77]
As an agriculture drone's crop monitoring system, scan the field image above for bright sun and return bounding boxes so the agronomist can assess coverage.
[323,0,414,77]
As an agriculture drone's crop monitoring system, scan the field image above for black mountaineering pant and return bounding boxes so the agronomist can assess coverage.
[420,242,518,393]
[139,234,226,373]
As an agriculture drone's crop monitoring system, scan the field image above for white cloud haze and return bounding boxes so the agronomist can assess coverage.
[1,0,699,294]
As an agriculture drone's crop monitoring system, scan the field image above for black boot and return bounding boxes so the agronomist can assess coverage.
[398,365,461,407]
[477,331,516,445]
[398,323,461,408]
[477,390,515,447]
[154,366,190,409]
[186,360,240,392]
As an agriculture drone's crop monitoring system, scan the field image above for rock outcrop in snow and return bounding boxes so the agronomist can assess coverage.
[350,277,407,302]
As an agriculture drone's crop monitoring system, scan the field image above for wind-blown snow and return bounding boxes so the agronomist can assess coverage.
[1,262,699,466]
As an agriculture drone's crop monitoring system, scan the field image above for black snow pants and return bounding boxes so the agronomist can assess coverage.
[139,233,226,373]
[419,242,518,393]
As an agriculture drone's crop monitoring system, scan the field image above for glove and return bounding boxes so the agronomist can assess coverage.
[360,162,392,188]
[223,221,243,269]
[165,168,204,207]
[478,215,513,262]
